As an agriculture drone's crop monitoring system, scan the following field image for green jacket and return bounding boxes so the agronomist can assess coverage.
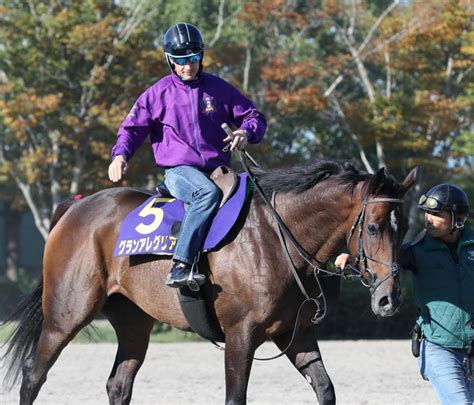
[402,225,474,349]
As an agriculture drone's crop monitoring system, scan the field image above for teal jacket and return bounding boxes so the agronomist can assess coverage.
[402,225,474,349]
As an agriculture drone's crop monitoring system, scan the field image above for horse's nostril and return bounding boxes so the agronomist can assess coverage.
[379,295,390,308]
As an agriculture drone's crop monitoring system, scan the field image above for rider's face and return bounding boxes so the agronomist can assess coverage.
[173,60,199,81]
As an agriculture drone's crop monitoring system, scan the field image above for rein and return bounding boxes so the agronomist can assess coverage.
[236,151,404,361]
[239,151,402,294]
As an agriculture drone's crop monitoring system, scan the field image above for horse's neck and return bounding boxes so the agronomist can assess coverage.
[281,185,356,264]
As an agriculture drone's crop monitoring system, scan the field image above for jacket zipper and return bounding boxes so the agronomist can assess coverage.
[187,87,205,167]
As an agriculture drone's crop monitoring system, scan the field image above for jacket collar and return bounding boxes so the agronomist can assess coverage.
[424,224,474,251]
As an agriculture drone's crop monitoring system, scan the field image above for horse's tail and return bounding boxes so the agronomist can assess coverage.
[1,198,78,388]
[1,281,43,388]
[49,197,78,232]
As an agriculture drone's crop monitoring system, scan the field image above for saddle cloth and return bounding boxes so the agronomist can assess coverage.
[113,173,250,257]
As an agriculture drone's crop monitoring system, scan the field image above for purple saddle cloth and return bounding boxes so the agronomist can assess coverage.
[113,173,249,257]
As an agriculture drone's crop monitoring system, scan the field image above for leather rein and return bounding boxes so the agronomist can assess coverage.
[237,152,404,360]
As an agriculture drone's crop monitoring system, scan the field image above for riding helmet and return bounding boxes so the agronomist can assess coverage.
[163,23,204,74]
[418,183,469,215]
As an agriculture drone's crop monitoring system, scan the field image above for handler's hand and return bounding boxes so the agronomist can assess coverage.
[108,155,128,182]
[223,129,248,152]
[334,253,355,270]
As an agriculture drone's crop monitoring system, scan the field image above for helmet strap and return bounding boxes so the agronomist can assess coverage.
[451,212,467,234]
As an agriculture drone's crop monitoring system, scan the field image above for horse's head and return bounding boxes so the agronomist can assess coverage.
[346,167,418,317]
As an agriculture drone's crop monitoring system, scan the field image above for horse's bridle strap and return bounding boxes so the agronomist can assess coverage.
[347,197,404,292]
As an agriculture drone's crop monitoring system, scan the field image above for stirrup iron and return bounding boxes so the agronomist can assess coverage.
[186,266,206,291]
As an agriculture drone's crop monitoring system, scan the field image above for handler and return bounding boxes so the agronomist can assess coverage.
[335,183,474,404]
[108,23,266,288]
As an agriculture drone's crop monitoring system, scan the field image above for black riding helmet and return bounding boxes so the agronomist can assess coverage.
[418,183,469,230]
[163,23,204,76]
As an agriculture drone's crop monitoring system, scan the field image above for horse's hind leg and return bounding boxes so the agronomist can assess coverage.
[272,325,335,405]
[20,274,106,404]
[102,294,154,405]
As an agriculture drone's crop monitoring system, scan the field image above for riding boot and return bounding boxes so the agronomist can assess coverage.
[165,261,192,287]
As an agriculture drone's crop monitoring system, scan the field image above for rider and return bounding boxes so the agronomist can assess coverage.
[336,183,474,404]
[108,23,267,288]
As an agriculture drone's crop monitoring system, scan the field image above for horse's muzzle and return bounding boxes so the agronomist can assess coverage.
[371,285,401,317]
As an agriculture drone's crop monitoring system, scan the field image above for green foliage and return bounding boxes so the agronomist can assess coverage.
[0,269,38,319]
[0,0,165,234]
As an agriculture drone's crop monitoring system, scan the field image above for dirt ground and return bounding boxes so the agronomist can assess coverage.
[1,340,438,404]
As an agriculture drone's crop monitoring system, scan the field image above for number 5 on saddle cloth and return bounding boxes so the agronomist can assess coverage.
[113,169,251,260]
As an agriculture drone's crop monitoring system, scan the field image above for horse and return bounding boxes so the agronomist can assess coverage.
[1,159,417,404]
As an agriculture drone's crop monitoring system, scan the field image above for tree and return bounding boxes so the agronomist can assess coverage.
[1,0,472,242]
[0,0,164,239]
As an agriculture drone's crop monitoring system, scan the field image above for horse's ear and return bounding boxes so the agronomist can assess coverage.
[401,166,418,193]
[367,167,386,195]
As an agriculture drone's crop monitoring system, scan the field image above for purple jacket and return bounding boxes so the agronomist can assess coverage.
[112,72,266,171]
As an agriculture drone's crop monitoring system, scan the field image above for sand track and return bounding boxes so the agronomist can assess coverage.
[1,340,437,404]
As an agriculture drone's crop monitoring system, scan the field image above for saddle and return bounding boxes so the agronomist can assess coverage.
[157,166,238,208]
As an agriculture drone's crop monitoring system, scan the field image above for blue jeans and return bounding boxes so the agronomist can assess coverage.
[419,339,474,404]
[164,166,220,265]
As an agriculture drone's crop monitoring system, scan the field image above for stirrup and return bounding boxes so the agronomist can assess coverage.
[186,267,206,291]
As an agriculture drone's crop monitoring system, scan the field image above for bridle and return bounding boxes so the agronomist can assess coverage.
[237,151,405,301]
[236,151,405,361]
[345,198,404,294]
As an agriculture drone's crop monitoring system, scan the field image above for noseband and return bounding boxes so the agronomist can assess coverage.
[239,151,404,325]
[237,151,406,361]
[345,198,403,293]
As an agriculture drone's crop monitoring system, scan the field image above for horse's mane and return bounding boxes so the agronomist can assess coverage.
[252,159,369,195]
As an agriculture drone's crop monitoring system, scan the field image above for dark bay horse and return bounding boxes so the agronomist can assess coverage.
[2,160,417,404]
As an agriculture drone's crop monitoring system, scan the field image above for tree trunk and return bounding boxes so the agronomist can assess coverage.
[4,204,21,282]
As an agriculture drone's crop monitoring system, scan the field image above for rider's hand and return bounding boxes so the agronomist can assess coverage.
[108,155,128,182]
[223,129,248,152]
[334,253,355,270]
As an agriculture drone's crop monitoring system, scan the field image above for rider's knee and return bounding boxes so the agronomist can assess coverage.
[194,183,220,206]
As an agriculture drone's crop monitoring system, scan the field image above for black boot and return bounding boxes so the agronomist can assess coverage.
[165,261,192,287]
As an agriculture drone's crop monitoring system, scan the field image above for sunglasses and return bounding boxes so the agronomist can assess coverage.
[419,195,441,210]
[168,53,202,66]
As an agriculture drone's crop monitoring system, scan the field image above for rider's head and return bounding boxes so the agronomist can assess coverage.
[418,183,469,235]
[163,23,204,81]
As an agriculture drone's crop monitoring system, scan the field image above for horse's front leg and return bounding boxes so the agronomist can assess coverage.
[224,321,265,405]
[272,324,335,405]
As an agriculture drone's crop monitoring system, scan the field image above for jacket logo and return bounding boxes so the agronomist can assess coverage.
[200,97,217,114]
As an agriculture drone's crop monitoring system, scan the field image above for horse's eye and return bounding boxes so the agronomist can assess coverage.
[367,224,379,236]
